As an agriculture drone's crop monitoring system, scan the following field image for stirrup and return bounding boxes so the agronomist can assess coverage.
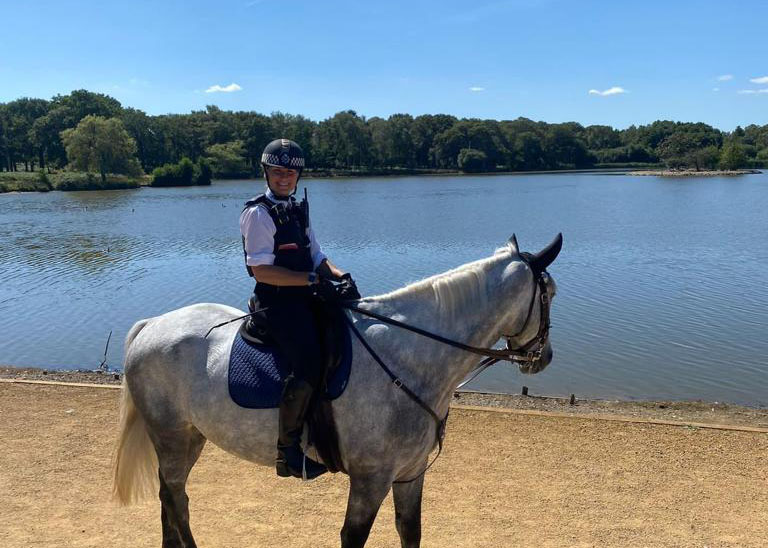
[276,447,327,480]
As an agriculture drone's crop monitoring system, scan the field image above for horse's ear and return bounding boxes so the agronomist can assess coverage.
[507,234,519,254]
[529,233,563,273]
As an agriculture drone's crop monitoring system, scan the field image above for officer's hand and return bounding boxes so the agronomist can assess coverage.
[338,274,361,301]
[313,278,339,303]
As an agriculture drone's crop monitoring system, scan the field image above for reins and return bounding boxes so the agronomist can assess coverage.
[339,266,551,365]
[342,314,448,483]
[339,262,552,483]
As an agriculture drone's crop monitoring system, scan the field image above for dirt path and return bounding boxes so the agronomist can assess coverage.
[2,382,767,547]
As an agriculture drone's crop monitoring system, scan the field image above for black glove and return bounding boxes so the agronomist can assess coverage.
[312,277,340,303]
[337,273,361,301]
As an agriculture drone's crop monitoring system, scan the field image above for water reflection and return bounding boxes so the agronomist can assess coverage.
[1,173,767,406]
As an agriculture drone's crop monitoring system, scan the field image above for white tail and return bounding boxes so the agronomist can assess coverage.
[111,320,159,505]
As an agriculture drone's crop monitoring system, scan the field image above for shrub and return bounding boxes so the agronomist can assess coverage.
[151,157,213,187]
[457,149,487,173]
[719,142,748,170]
[195,158,213,185]
[37,170,53,191]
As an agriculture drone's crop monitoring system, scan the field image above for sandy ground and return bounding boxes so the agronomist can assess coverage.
[2,381,768,548]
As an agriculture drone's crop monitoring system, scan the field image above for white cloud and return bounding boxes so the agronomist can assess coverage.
[205,83,243,93]
[588,86,628,96]
[738,88,768,94]
[469,86,485,92]
[749,76,768,84]
[717,74,733,81]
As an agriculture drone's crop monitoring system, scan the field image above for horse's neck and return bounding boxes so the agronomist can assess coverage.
[363,254,528,411]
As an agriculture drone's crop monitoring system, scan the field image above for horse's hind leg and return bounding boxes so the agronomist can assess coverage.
[152,427,206,548]
[392,474,425,548]
[340,474,393,548]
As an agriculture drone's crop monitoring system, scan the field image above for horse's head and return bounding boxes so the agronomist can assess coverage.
[499,233,562,374]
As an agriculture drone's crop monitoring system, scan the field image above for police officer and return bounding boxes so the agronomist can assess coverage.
[239,138,352,479]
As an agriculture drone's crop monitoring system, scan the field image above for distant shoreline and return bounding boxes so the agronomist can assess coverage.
[1,166,764,194]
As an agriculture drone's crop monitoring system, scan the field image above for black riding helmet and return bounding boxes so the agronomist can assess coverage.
[261,139,305,194]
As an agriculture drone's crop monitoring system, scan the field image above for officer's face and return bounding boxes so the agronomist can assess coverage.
[267,166,299,196]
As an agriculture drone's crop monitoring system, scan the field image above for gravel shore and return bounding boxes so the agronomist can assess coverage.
[3,365,767,428]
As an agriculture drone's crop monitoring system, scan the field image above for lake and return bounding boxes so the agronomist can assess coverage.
[1,172,767,406]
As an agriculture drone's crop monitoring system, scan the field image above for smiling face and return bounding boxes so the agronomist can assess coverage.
[265,166,299,197]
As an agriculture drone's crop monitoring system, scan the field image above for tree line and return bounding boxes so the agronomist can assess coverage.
[1,89,767,178]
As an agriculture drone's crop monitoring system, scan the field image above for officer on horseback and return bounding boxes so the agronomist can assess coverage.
[239,138,355,479]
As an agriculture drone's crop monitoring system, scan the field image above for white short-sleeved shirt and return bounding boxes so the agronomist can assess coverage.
[239,188,327,270]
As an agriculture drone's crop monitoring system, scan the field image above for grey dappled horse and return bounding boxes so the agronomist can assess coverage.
[112,234,561,548]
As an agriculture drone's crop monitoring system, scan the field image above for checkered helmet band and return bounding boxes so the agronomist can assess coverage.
[261,138,305,169]
[261,152,305,168]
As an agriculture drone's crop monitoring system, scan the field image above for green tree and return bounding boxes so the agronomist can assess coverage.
[27,90,124,169]
[756,148,768,167]
[584,125,622,151]
[204,140,248,177]
[383,114,416,167]
[312,111,372,169]
[239,114,272,173]
[1,97,50,171]
[0,105,10,171]
[657,133,697,169]
[692,146,720,171]
[719,142,747,170]
[543,124,593,168]
[412,114,457,167]
[513,132,546,170]
[120,108,166,171]
[457,148,487,172]
[60,115,142,182]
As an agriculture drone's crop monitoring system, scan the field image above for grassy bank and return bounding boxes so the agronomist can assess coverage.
[0,171,150,193]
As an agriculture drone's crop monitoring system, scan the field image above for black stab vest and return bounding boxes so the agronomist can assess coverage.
[241,194,314,279]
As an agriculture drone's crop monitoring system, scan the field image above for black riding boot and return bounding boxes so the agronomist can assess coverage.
[276,376,328,480]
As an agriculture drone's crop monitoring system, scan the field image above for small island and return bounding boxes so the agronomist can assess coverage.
[632,169,762,176]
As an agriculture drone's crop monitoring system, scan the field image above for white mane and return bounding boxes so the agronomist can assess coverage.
[372,244,516,323]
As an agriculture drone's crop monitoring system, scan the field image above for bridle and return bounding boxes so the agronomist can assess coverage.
[338,256,553,482]
[341,262,552,368]
[500,268,552,367]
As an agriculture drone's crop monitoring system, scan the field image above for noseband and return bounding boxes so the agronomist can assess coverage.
[501,269,552,367]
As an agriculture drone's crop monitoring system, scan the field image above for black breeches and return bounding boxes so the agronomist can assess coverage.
[256,289,325,388]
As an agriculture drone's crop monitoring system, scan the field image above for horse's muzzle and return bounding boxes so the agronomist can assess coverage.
[517,341,552,375]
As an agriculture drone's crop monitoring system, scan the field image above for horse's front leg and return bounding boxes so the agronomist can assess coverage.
[392,474,425,548]
[340,473,393,548]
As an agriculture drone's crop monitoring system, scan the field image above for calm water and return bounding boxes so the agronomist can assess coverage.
[1,173,767,406]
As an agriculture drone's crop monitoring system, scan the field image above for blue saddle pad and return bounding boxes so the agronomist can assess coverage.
[228,327,352,409]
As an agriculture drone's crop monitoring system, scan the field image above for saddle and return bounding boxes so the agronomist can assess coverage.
[242,295,347,377]
[227,296,350,473]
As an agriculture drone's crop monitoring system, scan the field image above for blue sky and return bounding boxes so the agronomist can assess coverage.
[1,0,767,129]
